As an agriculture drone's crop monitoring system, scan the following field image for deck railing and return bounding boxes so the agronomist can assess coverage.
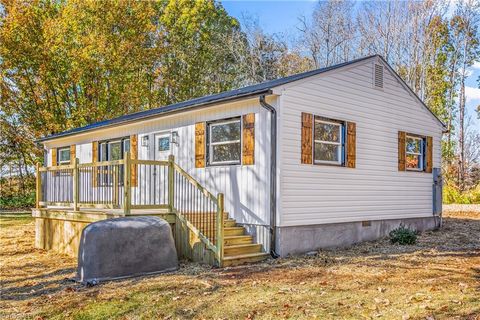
[173,163,224,264]
[35,153,225,265]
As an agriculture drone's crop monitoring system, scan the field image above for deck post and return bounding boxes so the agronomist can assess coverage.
[216,193,224,267]
[123,152,131,215]
[113,165,119,207]
[168,155,175,212]
[35,162,42,209]
[73,158,79,211]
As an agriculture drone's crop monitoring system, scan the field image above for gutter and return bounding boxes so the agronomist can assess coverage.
[259,95,279,258]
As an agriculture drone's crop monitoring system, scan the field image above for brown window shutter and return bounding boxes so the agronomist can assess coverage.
[398,131,406,171]
[195,122,206,168]
[51,148,57,166]
[70,145,76,163]
[242,113,255,165]
[92,141,98,186]
[346,122,356,168]
[130,135,138,187]
[301,113,313,164]
[425,136,433,173]
[92,141,98,162]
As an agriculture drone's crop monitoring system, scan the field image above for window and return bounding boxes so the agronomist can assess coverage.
[158,137,170,151]
[98,137,130,185]
[99,137,130,161]
[314,117,345,165]
[57,147,71,165]
[207,118,241,165]
[406,135,425,171]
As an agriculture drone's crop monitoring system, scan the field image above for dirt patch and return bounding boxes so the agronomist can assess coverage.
[1,210,479,319]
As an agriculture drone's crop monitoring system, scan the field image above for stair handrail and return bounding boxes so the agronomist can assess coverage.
[172,161,224,266]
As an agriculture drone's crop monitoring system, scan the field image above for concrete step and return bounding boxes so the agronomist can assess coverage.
[224,243,263,256]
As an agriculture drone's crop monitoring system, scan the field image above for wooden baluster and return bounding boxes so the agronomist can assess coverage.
[216,193,224,267]
[73,158,79,211]
[36,163,42,209]
[113,165,119,208]
[168,155,175,213]
[123,152,131,215]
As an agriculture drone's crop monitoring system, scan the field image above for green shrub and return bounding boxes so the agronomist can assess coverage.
[0,192,35,210]
[389,225,417,245]
[443,184,480,204]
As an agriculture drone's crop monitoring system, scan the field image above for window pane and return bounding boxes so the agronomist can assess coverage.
[158,137,170,151]
[212,143,241,163]
[406,154,423,169]
[406,137,422,153]
[109,142,122,160]
[123,139,130,153]
[100,143,107,161]
[314,143,340,162]
[58,149,70,163]
[211,121,241,143]
[314,121,341,142]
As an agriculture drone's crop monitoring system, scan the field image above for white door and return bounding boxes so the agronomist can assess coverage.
[153,133,171,205]
[154,132,171,160]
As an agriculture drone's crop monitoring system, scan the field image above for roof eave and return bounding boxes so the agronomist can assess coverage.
[36,89,273,143]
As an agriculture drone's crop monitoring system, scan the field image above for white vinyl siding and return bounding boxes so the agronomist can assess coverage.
[43,97,274,230]
[277,58,443,227]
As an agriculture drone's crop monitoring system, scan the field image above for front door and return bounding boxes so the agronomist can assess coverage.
[152,132,171,205]
[154,132,171,160]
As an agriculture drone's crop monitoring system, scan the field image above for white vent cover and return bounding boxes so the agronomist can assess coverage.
[374,64,384,88]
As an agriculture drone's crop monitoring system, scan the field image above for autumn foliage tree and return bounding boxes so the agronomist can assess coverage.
[0,0,479,204]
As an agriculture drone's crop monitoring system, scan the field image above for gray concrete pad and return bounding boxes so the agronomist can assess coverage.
[77,216,178,284]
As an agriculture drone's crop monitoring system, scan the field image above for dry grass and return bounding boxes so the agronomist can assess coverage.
[1,207,479,320]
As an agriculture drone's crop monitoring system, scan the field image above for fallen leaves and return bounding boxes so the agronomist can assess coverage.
[1,209,480,319]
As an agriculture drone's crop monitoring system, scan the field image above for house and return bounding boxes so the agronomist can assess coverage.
[33,55,445,267]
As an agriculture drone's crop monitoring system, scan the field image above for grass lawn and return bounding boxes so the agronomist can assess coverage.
[1,206,479,320]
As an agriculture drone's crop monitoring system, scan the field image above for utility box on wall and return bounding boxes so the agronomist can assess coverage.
[433,168,442,216]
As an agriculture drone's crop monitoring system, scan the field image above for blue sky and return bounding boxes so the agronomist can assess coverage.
[223,0,480,127]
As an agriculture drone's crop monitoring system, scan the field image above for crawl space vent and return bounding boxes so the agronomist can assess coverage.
[374,64,384,89]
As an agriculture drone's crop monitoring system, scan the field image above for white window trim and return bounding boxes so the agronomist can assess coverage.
[208,118,242,166]
[405,135,424,171]
[313,119,343,165]
[57,147,71,165]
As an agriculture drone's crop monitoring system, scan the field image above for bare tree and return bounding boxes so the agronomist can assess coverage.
[297,0,357,68]
[449,0,480,190]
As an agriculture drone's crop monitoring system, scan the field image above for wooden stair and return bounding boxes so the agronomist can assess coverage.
[222,213,269,267]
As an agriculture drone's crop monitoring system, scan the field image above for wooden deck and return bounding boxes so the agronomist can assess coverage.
[34,155,268,267]
[32,207,175,223]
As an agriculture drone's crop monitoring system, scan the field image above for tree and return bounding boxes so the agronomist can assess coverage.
[298,0,357,68]
[0,0,242,188]
[226,15,312,86]
[449,0,480,190]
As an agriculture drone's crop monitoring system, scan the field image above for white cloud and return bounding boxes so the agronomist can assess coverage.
[465,86,480,103]
[471,61,480,70]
